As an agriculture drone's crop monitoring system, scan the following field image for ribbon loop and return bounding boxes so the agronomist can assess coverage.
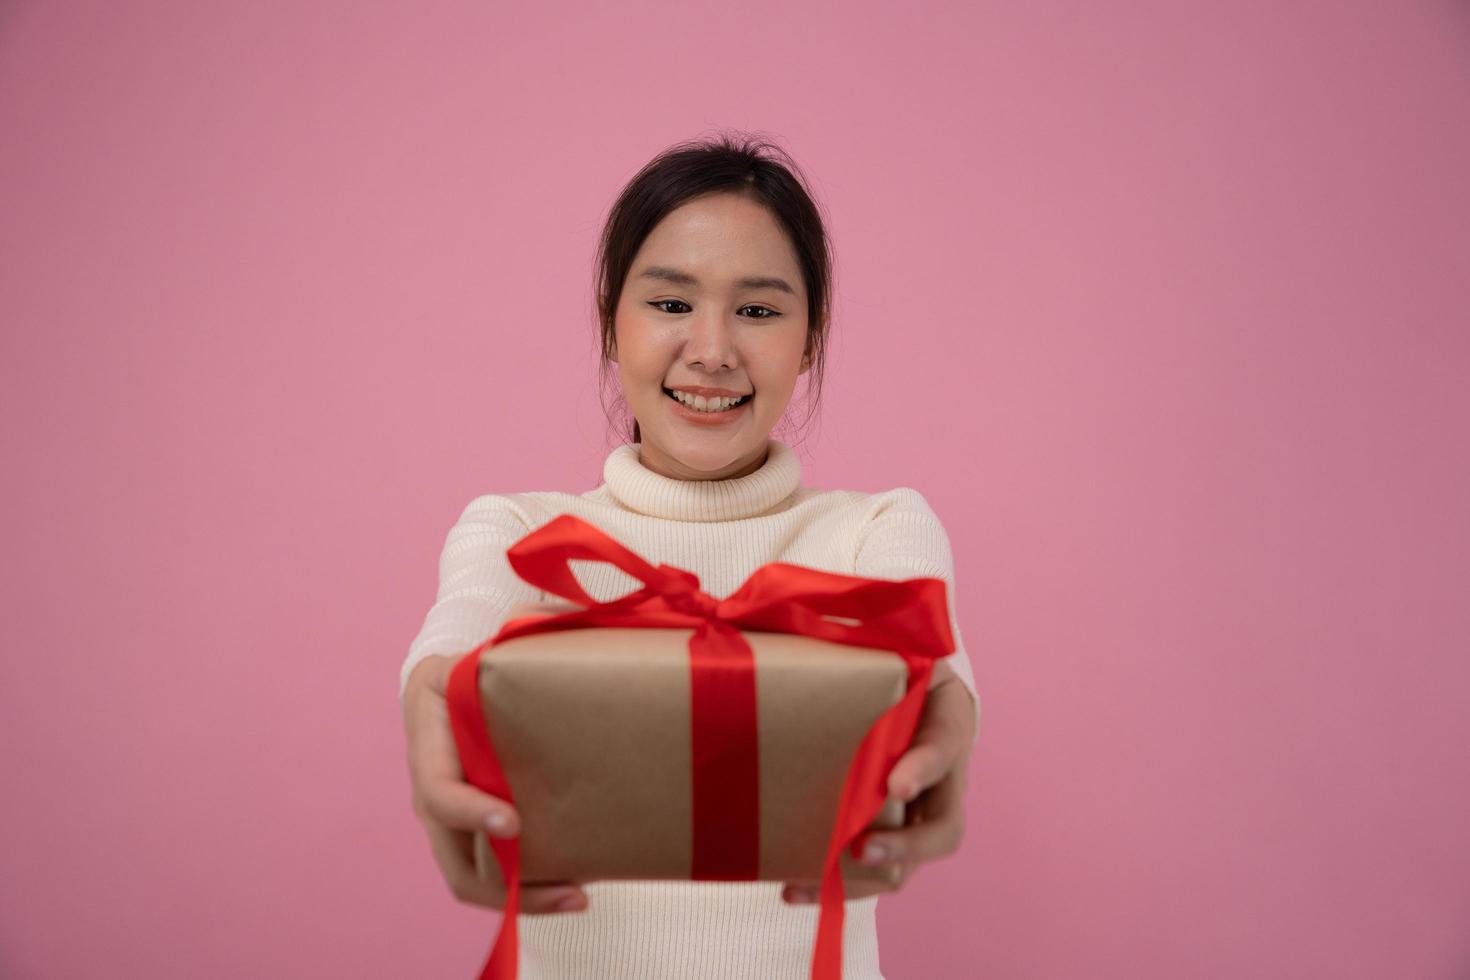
[504,513,667,608]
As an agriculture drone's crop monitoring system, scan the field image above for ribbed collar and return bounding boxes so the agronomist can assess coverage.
[601,438,802,522]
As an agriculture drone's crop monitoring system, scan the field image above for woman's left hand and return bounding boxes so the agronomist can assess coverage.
[781,659,977,905]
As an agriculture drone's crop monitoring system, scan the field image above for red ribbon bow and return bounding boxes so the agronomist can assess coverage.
[445,513,956,979]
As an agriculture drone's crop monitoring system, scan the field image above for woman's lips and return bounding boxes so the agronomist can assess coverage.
[664,388,753,425]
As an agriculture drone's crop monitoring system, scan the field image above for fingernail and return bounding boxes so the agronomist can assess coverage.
[555,893,586,912]
[485,811,510,834]
[862,841,889,865]
[786,887,817,904]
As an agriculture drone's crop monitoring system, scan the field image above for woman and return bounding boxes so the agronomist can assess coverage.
[401,133,980,978]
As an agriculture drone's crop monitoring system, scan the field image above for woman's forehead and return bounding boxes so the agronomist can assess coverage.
[635,199,802,286]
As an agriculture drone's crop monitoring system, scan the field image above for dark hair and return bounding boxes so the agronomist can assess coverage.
[593,131,834,448]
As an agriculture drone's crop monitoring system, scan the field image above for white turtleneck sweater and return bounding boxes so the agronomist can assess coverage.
[401,438,980,979]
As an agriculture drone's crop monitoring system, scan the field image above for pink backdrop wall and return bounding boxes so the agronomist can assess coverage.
[2,2,1467,977]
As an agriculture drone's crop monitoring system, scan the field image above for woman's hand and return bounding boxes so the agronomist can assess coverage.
[403,652,590,914]
[781,659,976,904]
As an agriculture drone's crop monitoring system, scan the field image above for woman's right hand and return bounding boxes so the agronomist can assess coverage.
[403,652,590,914]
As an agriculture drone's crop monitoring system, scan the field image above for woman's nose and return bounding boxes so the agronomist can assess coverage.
[683,312,737,368]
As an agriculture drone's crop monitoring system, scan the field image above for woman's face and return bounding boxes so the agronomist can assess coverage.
[612,191,811,481]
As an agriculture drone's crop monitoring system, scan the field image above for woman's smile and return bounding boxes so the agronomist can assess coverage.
[663,386,754,425]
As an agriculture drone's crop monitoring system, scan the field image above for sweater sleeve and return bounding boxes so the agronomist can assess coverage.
[398,495,544,698]
[853,488,981,745]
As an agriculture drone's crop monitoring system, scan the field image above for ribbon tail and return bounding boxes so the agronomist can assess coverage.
[480,837,521,980]
[810,660,936,980]
[447,648,523,980]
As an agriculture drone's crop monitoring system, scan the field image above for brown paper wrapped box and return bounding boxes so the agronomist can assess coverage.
[470,603,908,890]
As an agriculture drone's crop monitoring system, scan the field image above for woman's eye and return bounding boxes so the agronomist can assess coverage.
[648,300,691,314]
[740,305,780,319]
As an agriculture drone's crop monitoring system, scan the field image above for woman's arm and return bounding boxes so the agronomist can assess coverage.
[399,494,545,698]
[784,487,980,904]
[850,487,981,740]
[400,498,589,914]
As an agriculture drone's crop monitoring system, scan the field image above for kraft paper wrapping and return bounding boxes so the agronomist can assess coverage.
[469,607,908,889]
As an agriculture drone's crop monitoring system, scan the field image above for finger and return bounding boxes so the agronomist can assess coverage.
[857,770,966,869]
[469,832,592,915]
[781,882,818,905]
[521,883,591,915]
[781,864,908,904]
[403,663,522,837]
[887,740,952,805]
[416,777,521,837]
[424,818,502,908]
[835,868,907,900]
[886,688,968,802]
[782,852,905,910]
[424,820,590,913]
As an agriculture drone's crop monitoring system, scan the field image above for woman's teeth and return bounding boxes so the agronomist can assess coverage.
[666,389,750,413]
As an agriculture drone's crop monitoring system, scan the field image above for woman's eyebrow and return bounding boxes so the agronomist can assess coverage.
[636,265,795,295]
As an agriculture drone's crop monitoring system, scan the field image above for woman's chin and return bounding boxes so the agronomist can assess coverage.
[640,426,770,478]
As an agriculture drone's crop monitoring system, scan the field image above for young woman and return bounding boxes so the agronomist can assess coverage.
[400,134,980,978]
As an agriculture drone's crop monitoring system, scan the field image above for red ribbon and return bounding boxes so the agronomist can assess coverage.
[444,513,955,979]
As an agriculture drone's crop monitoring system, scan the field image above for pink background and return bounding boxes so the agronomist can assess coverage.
[2,2,1468,977]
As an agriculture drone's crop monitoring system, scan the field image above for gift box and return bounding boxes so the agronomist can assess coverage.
[444,514,956,980]
[467,604,908,889]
